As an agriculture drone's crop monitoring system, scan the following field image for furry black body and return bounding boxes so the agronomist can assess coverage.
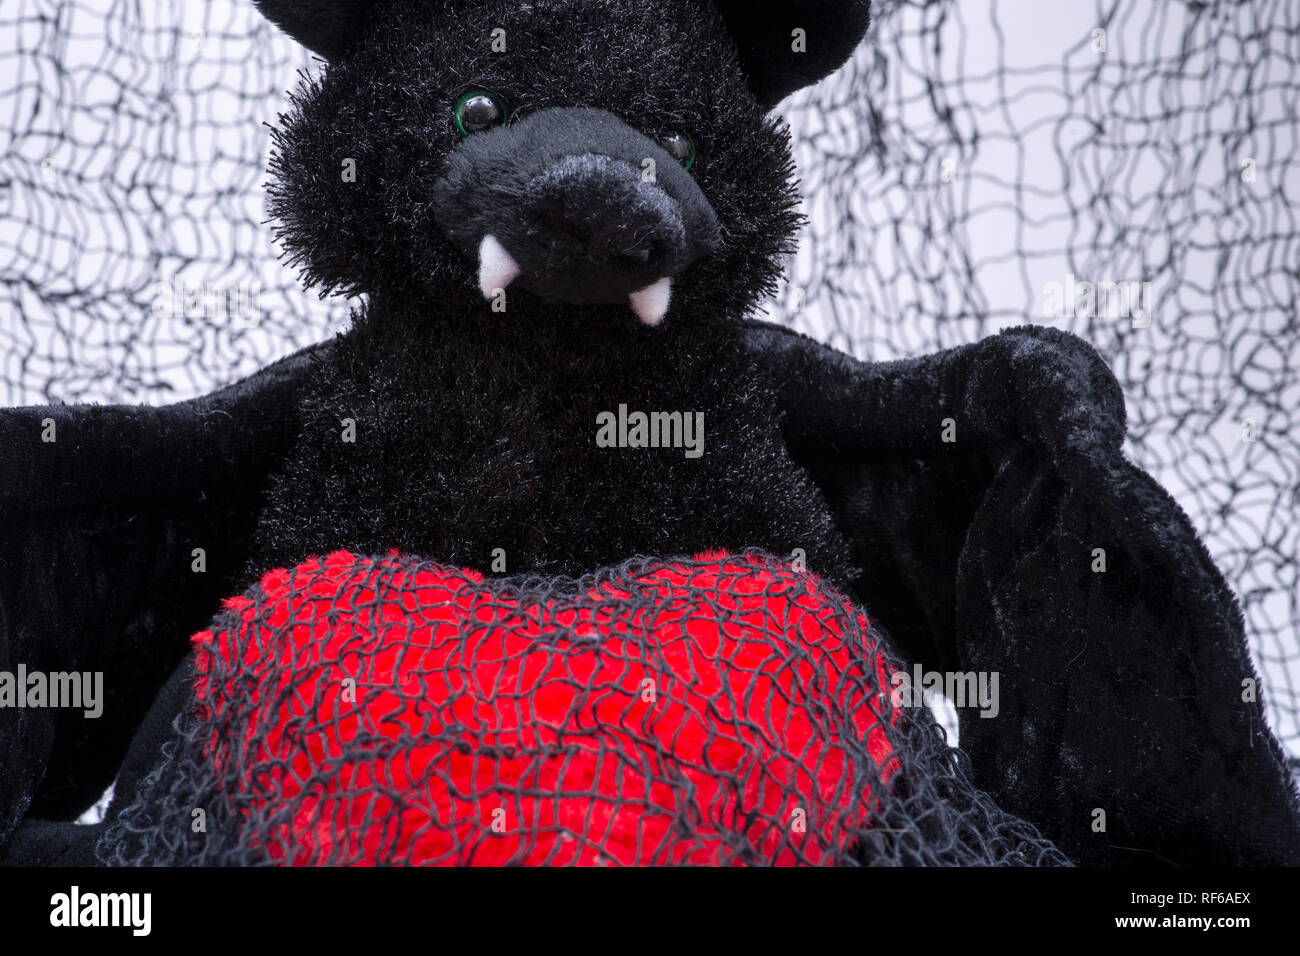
[249,294,856,584]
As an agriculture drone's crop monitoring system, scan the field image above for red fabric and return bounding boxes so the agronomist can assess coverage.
[192,550,898,865]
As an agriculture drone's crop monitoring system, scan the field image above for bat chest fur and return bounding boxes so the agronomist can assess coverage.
[248,314,855,584]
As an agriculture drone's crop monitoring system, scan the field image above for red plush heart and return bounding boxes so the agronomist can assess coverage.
[192,549,898,866]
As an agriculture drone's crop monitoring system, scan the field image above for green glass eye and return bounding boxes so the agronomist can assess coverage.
[454,90,508,136]
[659,131,695,171]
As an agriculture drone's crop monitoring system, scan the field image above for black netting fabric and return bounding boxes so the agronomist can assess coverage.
[96,550,1069,866]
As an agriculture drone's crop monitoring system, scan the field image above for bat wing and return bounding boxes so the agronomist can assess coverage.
[744,318,1300,866]
[0,342,324,848]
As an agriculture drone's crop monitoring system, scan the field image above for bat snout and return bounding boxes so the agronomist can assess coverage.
[521,154,690,281]
[434,107,721,325]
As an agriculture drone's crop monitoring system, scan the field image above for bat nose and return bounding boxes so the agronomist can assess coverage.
[519,154,698,281]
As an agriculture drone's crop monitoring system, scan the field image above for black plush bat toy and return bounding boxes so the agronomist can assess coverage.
[2,0,1297,867]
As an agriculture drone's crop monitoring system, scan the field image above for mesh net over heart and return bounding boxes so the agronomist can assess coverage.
[97,549,1069,866]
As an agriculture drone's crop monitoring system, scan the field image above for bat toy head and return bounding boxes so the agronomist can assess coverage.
[256,0,872,327]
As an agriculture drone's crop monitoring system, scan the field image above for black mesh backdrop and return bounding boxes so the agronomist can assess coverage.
[0,0,349,404]
[1,0,1297,806]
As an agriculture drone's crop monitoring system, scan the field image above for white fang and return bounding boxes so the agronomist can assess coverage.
[478,234,521,300]
[628,277,672,326]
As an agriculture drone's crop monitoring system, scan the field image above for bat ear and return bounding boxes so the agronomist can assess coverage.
[252,0,379,60]
[714,0,872,109]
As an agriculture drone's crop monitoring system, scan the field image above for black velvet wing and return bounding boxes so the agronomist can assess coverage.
[0,343,321,850]
[744,318,1300,866]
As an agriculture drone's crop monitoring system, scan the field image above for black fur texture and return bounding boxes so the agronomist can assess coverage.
[247,296,859,585]
[254,0,873,107]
